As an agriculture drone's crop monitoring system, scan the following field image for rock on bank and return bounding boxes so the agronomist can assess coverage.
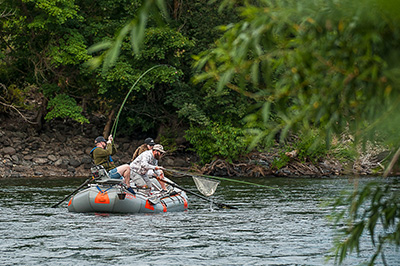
[0,115,197,178]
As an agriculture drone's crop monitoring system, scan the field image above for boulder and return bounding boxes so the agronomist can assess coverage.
[81,155,92,164]
[33,158,48,164]
[2,147,16,155]
[48,155,57,162]
[11,155,19,163]
[172,157,187,167]
[13,165,29,172]
[55,132,67,142]
[41,133,51,143]
[54,158,63,167]
[24,155,33,161]
[69,158,81,167]
[67,166,76,173]
[10,173,21,178]
[162,157,174,166]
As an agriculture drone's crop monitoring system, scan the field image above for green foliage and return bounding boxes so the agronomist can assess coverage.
[177,103,210,126]
[45,94,89,124]
[48,29,91,67]
[0,0,95,123]
[97,26,193,134]
[158,129,179,154]
[23,0,82,27]
[174,0,239,55]
[86,0,168,72]
[185,121,247,164]
[0,84,31,114]
[140,27,193,62]
[329,182,400,265]
[330,142,359,164]
[194,0,400,147]
[296,131,328,164]
[1,0,242,139]
[271,130,329,169]
[271,153,290,170]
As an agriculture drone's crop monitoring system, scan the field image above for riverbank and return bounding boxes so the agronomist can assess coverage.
[0,113,390,178]
[0,112,200,178]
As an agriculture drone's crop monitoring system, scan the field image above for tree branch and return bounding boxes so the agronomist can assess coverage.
[0,83,37,124]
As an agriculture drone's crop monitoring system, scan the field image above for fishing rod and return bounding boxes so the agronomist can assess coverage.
[110,64,165,140]
[164,167,287,198]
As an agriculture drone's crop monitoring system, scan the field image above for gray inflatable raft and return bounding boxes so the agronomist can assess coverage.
[67,179,188,213]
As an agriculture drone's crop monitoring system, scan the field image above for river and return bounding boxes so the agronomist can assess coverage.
[0,176,399,266]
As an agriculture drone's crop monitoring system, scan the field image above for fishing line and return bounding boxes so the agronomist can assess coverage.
[164,168,288,198]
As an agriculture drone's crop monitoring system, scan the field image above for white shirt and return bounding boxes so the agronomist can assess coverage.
[129,150,158,176]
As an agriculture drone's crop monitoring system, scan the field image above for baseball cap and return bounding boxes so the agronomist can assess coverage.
[145,138,155,146]
[95,136,107,143]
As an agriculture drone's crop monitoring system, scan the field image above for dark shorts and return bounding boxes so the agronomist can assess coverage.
[108,168,123,179]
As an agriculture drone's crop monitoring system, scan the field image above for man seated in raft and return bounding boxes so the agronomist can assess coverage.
[90,135,134,193]
[129,144,167,191]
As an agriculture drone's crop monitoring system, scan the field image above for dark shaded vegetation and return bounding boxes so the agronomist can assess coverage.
[1,1,400,264]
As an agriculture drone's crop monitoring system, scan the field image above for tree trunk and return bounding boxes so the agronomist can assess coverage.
[34,97,47,132]
[103,108,115,138]
[173,0,181,20]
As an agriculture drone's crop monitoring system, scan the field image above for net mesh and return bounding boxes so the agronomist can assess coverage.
[192,176,220,196]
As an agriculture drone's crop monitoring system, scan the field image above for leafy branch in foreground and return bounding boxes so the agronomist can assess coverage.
[86,0,167,72]
[194,0,400,148]
[328,182,400,265]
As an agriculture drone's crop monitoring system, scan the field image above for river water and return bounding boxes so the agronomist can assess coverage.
[0,176,399,266]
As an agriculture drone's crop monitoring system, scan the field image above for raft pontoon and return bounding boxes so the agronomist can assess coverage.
[68,175,188,214]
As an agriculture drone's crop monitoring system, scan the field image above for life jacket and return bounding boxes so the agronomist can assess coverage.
[90,147,114,170]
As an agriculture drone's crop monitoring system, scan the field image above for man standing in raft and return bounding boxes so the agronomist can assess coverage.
[90,135,134,193]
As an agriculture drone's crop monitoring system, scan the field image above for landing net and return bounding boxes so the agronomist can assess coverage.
[192,176,220,196]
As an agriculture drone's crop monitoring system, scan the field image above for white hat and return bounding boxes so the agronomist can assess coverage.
[153,144,165,153]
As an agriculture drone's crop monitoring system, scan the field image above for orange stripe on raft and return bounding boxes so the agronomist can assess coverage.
[94,192,110,204]
[181,195,188,209]
[161,201,167,212]
[68,197,73,206]
[145,200,155,210]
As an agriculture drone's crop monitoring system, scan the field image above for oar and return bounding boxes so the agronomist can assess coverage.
[159,178,237,210]
[50,176,95,208]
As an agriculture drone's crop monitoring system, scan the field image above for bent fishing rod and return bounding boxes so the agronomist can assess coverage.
[110,64,167,141]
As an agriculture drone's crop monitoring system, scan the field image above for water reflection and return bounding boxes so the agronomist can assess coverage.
[0,176,399,265]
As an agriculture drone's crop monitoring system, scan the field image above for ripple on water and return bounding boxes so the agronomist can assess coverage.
[0,176,399,266]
